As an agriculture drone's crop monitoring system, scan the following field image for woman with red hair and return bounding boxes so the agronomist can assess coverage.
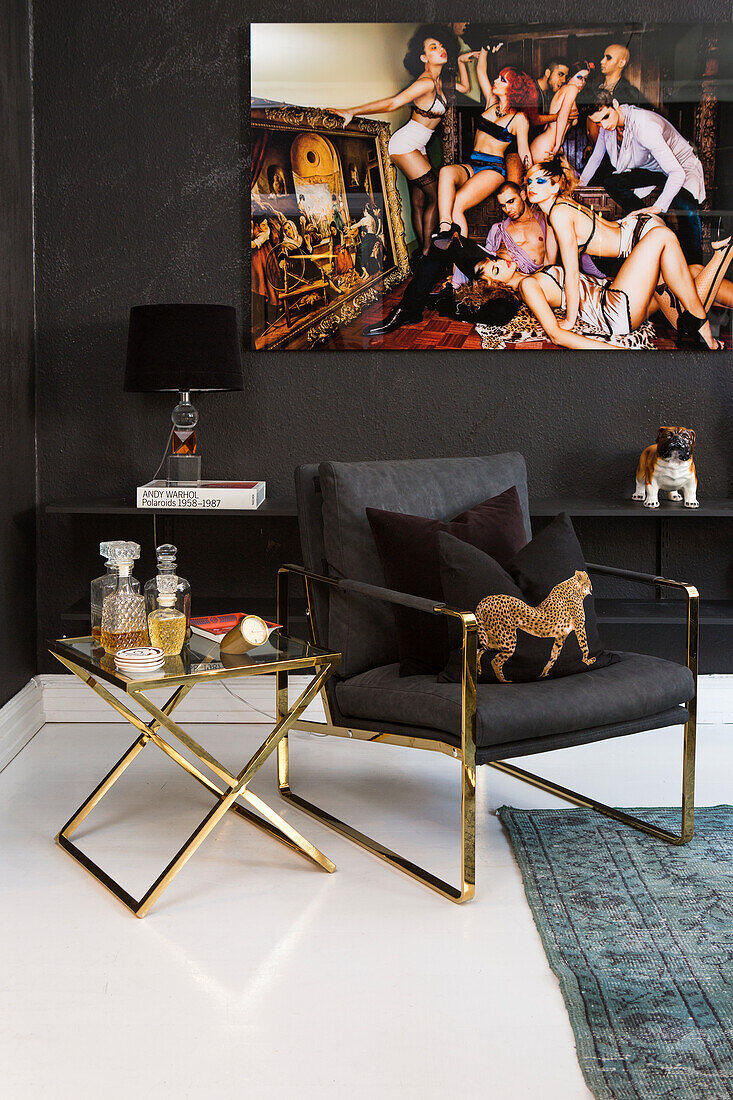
[434,51,538,248]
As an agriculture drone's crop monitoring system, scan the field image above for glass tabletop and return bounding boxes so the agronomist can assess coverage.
[47,630,339,690]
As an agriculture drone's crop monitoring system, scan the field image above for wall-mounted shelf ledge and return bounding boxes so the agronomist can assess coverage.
[45,497,298,516]
[45,497,733,518]
[45,496,733,673]
[59,596,733,632]
[530,499,733,518]
[596,599,733,626]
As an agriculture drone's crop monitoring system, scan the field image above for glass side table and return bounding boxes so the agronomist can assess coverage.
[47,631,341,917]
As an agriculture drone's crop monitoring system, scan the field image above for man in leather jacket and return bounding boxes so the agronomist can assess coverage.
[362,234,520,337]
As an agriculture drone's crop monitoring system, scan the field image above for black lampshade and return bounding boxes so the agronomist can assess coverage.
[124,304,244,393]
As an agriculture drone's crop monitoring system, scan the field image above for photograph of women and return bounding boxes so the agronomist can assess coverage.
[250,22,732,351]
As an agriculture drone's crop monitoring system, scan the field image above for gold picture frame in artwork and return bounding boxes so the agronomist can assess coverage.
[250,105,410,350]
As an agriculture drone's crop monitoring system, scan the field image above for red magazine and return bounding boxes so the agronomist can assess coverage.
[190,613,280,640]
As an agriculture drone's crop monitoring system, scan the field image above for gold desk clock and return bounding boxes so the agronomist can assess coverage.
[218,614,277,655]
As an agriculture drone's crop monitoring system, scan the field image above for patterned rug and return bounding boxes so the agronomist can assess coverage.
[476,306,658,349]
[498,805,733,1100]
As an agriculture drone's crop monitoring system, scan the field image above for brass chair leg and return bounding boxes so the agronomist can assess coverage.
[276,588,477,903]
[490,708,696,846]
[278,763,475,902]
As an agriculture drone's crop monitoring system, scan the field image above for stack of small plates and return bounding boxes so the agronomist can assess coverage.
[114,646,165,673]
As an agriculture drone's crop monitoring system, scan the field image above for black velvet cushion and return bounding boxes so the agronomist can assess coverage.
[439,513,613,684]
[366,486,527,676]
[318,454,531,679]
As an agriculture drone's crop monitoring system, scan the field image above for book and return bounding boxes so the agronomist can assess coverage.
[136,480,266,510]
[190,613,280,641]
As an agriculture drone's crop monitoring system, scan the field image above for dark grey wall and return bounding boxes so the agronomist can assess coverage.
[1,0,36,705]
[33,2,733,673]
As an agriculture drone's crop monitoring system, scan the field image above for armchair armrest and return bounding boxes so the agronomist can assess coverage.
[278,562,477,641]
[585,562,698,707]
[276,563,477,763]
[586,562,697,840]
[340,577,447,616]
[586,562,698,598]
[278,562,450,617]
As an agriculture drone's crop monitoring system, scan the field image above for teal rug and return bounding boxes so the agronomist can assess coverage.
[498,806,733,1100]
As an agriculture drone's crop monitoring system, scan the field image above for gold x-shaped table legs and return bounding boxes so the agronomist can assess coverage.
[52,654,337,917]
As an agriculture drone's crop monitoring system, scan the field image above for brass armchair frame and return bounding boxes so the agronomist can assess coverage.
[276,562,698,904]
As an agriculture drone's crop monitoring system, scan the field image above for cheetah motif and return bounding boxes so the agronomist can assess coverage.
[475,306,657,350]
[475,570,596,683]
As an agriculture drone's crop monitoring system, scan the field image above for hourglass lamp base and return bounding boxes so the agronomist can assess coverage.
[167,391,201,485]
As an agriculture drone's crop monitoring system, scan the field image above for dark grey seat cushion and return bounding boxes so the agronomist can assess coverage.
[334,652,694,752]
[319,454,531,678]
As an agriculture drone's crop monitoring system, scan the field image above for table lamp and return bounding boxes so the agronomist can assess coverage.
[124,304,243,485]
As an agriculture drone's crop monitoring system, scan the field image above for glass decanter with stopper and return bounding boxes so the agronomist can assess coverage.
[147,576,187,656]
[144,544,191,640]
[90,541,141,646]
[100,542,149,654]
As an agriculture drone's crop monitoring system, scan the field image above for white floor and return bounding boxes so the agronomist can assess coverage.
[0,703,730,1099]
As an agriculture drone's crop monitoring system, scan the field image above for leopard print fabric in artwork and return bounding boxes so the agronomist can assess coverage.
[475,570,596,683]
[474,306,658,350]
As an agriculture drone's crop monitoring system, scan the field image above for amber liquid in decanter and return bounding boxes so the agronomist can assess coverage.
[100,626,150,653]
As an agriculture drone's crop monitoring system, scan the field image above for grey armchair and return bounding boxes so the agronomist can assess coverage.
[276,455,697,903]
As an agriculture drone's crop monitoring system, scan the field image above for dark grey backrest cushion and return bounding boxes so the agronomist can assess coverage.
[318,454,530,677]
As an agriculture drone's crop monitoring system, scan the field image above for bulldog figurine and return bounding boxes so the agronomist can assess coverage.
[633,427,698,509]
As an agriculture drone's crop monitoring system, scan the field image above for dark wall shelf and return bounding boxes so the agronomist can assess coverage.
[597,599,733,626]
[529,499,733,518]
[59,595,309,639]
[59,594,733,631]
[45,497,298,516]
[45,495,733,672]
[44,497,733,518]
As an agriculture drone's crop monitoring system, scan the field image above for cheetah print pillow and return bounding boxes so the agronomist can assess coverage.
[437,514,613,684]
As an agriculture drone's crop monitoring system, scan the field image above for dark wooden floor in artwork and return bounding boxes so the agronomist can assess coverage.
[320,277,732,352]
[321,281,482,352]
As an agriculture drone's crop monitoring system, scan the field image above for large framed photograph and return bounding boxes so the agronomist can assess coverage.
[250,23,732,351]
[251,106,410,349]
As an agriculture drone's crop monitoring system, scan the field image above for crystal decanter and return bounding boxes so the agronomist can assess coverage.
[90,541,141,647]
[100,542,149,654]
[144,544,191,639]
[147,576,187,656]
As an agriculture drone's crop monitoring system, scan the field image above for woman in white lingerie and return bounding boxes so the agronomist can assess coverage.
[329,24,468,260]
[474,228,732,350]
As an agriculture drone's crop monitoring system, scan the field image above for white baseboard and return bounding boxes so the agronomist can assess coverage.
[696,675,733,724]
[0,679,46,772]
[2,673,727,766]
[37,673,326,725]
